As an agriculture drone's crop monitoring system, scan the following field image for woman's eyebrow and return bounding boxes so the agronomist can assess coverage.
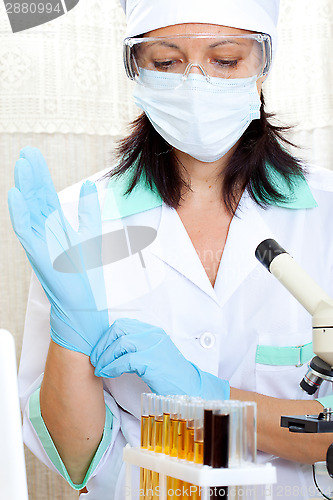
[145,40,244,50]
[145,41,181,49]
[209,40,243,48]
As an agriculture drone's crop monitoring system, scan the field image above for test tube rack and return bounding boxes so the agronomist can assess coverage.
[123,444,277,500]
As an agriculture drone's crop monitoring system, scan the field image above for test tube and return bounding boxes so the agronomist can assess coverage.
[162,397,171,455]
[178,399,189,460]
[185,401,195,462]
[241,401,257,464]
[212,409,229,468]
[141,394,154,500]
[152,396,164,500]
[203,401,221,466]
[177,397,190,499]
[161,397,173,500]
[211,407,229,499]
[203,401,229,500]
[194,403,204,465]
[169,397,181,458]
[214,409,229,498]
[185,401,199,500]
[166,397,180,500]
[148,394,156,451]
[148,394,156,500]
[154,396,164,454]
[141,393,151,450]
[226,401,243,468]
[178,399,199,499]
[191,403,204,500]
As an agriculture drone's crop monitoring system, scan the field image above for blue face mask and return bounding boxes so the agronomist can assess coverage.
[133,69,261,163]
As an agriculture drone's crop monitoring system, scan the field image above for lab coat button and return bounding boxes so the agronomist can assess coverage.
[199,332,216,349]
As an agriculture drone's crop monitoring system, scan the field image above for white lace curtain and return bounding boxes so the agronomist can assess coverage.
[264,1,333,169]
[0,1,332,499]
[0,0,332,164]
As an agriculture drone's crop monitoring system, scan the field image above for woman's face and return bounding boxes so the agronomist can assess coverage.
[144,23,266,93]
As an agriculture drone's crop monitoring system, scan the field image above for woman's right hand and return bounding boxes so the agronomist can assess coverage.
[8,146,109,355]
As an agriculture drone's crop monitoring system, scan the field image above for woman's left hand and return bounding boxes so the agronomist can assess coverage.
[90,318,230,399]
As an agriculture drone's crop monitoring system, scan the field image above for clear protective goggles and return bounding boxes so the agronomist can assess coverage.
[123,33,272,89]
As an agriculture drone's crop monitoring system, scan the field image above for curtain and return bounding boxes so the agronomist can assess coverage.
[264,0,333,168]
[0,0,332,498]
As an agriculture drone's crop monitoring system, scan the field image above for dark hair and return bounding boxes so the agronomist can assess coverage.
[107,92,304,215]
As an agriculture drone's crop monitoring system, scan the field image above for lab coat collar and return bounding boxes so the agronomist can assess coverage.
[101,168,318,307]
[102,168,317,222]
[148,192,278,308]
[102,171,162,221]
[150,202,221,303]
[264,166,318,209]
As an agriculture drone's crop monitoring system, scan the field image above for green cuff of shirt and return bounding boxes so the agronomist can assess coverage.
[316,394,333,409]
[29,387,113,490]
[255,342,314,366]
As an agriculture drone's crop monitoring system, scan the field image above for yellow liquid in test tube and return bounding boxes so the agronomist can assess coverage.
[177,419,187,499]
[194,440,203,464]
[163,413,172,500]
[194,426,204,464]
[148,415,155,450]
[177,419,187,459]
[163,412,170,455]
[141,415,149,449]
[170,417,179,458]
[155,418,163,454]
[185,424,195,500]
[140,416,149,500]
[153,418,163,499]
[193,435,203,500]
[168,417,180,500]
[186,425,195,462]
[144,415,155,500]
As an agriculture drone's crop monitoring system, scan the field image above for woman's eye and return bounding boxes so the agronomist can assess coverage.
[214,59,238,68]
[153,60,177,71]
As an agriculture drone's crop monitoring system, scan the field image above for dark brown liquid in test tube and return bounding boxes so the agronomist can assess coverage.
[212,413,229,468]
[204,410,228,498]
[213,413,229,498]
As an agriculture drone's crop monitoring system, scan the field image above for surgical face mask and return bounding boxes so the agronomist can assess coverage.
[133,69,261,163]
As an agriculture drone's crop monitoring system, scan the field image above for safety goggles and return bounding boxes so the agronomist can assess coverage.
[123,33,272,89]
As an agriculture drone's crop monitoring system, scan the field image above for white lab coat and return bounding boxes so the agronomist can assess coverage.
[18,164,333,500]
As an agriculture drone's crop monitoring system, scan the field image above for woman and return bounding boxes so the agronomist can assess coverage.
[10,0,333,498]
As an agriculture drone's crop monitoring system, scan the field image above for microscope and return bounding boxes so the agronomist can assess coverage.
[255,239,333,484]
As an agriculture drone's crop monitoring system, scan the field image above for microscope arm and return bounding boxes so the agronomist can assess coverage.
[256,239,333,367]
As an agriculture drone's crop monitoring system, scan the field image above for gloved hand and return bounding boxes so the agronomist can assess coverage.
[8,146,109,355]
[91,318,230,399]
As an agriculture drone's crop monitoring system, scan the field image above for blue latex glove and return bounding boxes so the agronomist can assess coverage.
[8,147,109,355]
[91,318,230,399]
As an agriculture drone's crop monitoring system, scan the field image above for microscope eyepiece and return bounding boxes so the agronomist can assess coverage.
[255,239,287,271]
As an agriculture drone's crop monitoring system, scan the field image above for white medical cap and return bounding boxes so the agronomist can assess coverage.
[120,0,280,52]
